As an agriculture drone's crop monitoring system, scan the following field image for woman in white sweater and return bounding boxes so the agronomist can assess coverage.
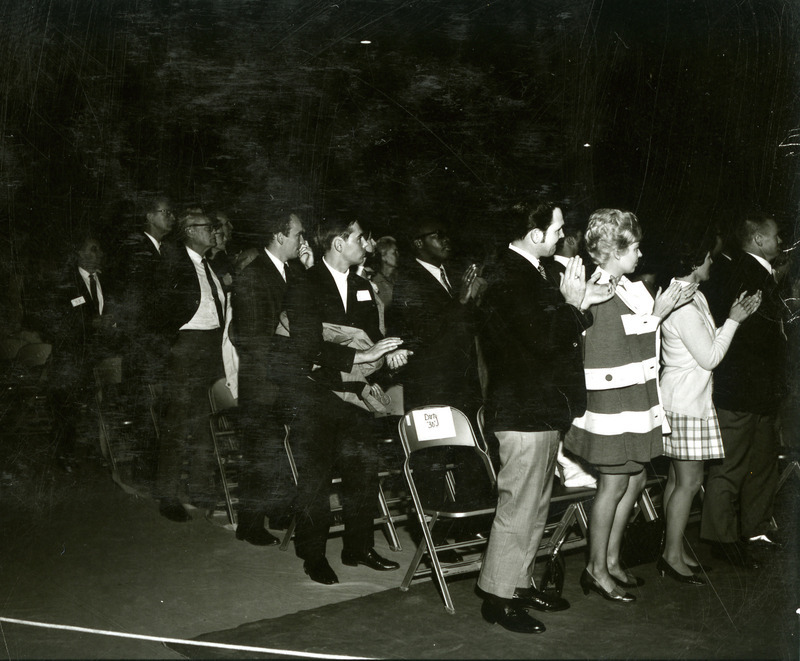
[659,236,761,584]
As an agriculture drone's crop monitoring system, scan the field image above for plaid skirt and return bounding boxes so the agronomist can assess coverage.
[662,409,725,461]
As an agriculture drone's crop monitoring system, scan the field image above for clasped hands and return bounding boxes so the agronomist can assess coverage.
[559,256,615,311]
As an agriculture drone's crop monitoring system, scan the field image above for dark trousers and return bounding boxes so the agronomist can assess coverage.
[701,408,779,542]
[236,380,296,526]
[155,329,224,501]
[288,383,379,562]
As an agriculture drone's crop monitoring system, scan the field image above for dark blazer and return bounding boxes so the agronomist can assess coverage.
[232,251,302,404]
[702,250,787,414]
[158,241,210,341]
[388,259,480,413]
[479,249,593,433]
[284,260,381,393]
[44,266,109,384]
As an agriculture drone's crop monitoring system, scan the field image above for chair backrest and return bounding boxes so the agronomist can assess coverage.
[209,377,237,414]
[398,405,497,485]
[14,343,52,368]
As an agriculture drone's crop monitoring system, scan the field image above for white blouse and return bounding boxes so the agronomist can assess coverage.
[660,287,739,418]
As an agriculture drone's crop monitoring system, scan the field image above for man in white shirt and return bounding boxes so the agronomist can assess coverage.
[155,210,229,522]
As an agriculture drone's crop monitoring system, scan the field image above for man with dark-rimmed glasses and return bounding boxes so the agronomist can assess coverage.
[155,209,229,522]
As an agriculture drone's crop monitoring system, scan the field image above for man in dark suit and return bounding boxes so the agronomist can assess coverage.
[232,210,313,545]
[283,217,407,585]
[155,209,228,522]
[117,195,175,487]
[701,213,787,567]
[476,201,612,634]
[47,235,117,471]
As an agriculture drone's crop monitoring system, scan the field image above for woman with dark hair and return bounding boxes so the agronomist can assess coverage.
[565,208,695,603]
[658,232,761,584]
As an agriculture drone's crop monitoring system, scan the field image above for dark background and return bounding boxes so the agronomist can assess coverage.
[1,0,798,271]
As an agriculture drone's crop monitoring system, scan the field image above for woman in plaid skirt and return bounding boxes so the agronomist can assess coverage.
[659,233,761,584]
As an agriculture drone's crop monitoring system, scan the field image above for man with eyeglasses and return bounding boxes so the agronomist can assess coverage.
[117,195,176,490]
[155,209,231,522]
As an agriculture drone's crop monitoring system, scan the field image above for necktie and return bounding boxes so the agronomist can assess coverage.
[537,263,548,282]
[202,258,225,327]
[88,273,100,315]
[440,265,454,297]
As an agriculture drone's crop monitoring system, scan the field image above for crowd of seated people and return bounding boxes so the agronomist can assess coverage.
[3,195,795,634]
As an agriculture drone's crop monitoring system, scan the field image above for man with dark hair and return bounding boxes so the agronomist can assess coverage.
[47,234,117,471]
[476,201,612,634]
[117,195,175,487]
[232,210,313,545]
[283,216,407,584]
[155,209,229,522]
[700,213,787,567]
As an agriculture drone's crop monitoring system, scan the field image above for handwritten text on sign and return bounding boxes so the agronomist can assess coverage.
[411,407,456,441]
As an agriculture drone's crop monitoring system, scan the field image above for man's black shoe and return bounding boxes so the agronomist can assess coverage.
[512,587,570,612]
[236,525,280,546]
[159,498,190,523]
[481,600,545,634]
[437,549,464,564]
[710,541,761,569]
[304,557,339,585]
[341,548,400,571]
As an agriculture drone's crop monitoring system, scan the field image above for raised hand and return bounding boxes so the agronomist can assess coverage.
[580,270,615,310]
[653,281,695,319]
[459,263,481,303]
[729,289,762,323]
[298,239,315,269]
[386,348,414,370]
[558,256,587,309]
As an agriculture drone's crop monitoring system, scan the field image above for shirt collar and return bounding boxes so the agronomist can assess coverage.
[185,245,205,264]
[745,251,773,274]
[144,231,161,252]
[415,258,444,279]
[264,247,287,279]
[508,244,540,269]
[323,256,350,284]
[77,266,97,279]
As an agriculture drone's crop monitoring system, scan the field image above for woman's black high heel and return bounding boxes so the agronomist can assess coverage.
[656,556,706,585]
[612,572,645,588]
[686,561,712,574]
[580,569,636,602]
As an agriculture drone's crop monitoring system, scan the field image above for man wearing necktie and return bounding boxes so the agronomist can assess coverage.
[155,210,228,522]
[700,213,788,565]
[387,220,487,559]
[231,210,314,545]
[46,235,115,472]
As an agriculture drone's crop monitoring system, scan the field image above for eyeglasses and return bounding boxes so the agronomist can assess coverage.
[416,229,447,240]
[187,223,219,232]
[156,209,173,214]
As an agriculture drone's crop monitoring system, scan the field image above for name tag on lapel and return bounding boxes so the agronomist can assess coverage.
[71,296,87,307]
[356,289,372,302]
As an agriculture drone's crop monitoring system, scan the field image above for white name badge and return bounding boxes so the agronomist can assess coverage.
[356,289,372,302]
[71,296,86,307]
[411,407,456,441]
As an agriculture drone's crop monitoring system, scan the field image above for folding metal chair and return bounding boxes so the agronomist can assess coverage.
[398,405,497,614]
[208,377,242,526]
[279,424,403,552]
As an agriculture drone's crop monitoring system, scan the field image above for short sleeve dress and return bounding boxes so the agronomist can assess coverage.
[564,271,666,474]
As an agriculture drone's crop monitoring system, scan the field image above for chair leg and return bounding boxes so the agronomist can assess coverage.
[280,515,297,551]
[210,418,236,526]
[377,481,402,552]
[422,512,456,614]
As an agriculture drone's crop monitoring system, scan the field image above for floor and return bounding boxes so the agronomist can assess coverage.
[0,397,797,659]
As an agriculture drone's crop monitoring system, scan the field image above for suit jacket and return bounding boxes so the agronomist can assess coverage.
[701,250,787,414]
[232,251,301,405]
[388,259,480,412]
[284,260,381,393]
[44,266,111,384]
[158,241,211,342]
[480,249,593,433]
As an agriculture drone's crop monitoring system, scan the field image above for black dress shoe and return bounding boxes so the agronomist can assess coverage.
[341,548,400,571]
[656,556,705,585]
[710,542,761,569]
[744,532,782,549]
[481,600,545,634]
[512,587,570,612]
[236,526,280,546]
[686,562,712,574]
[304,557,339,585]
[579,569,636,603]
[159,498,190,523]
